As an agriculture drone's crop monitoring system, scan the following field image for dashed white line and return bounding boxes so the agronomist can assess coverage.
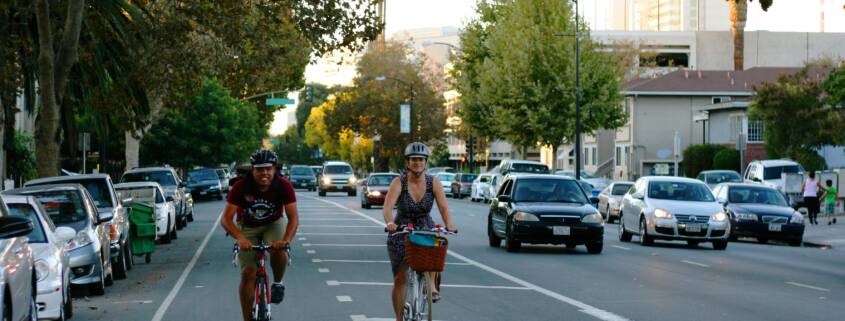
[324,280,530,290]
[302,243,385,247]
[298,237,307,241]
[114,300,153,304]
[318,268,330,273]
[611,245,631,250]
[787,281,830,292]
[681,260,710,268]
[299,218,370,221]
[337,296,353,302]
[310,258,471,265]
[297,233,383,236]
[306,250,316,254]
[299,225,383,228]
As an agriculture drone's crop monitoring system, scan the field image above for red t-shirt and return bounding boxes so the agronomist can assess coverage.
[227,176,296,227]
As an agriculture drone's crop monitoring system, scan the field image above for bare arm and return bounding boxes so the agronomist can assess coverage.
[431,177,457,232]
[382,178,402,231]
[220,203,252,249]
[282,202,299,244]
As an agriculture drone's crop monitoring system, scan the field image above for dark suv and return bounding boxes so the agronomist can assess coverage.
[289,165,317,191]
[186,168,223,200]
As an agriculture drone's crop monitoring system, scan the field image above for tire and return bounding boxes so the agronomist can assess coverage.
[124,243,133,271]
[565,243,577,249]
[187,209,194,222]
[403,268,414,321]
[686,240,699,247]
[788,239,802,247]
[145,253,151,264]
[757,237,768,244]
[639,217,653,246]
[348,190,356,197]
[586,242,603,254]
[421,273,433,321]
[605,206,614,223]
[90,261,106,295]
[505,222,521,252]
[319,190,326,197]
[361,201,371,209]
[618,213,632,242]
[171,221,178,240]
[217,192,223,200]
[255,277,269,321]
[713,240,728,250]
[64,281,73,319]
[487,217,502,248]
[176,216,184,230]
[113,242,128,280]
[162,218,173,244]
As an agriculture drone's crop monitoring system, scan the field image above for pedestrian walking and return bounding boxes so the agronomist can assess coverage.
[801,172,824,225]
[822,179,838,225]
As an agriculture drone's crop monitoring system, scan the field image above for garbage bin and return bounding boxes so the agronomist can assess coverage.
[129,202,156,263]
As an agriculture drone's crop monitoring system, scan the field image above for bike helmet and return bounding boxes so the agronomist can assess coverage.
[404,142,430,158]
[250,149,278,168]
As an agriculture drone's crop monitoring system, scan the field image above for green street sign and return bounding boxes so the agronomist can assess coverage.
[265,98,295,106]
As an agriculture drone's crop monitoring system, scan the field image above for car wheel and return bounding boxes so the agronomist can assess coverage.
[788,238,802,247]
[348,190,356,197]
[729,233,738,242]
[639,217,653,246]
[565,243,576,249]
[125,242,133,270]
[757,237,768,244]
[171,220,178,240]
[605,206,614,223]
[27,290,37,321]
[217,192,224,200]
[618,213,632,242]
[162,218,173,244]
[90,261,106,295]
[63,282,73,319]
[187,209,194,222]
[712,240,728,250]
[319,190,326,197]
[487,217,502,248]
[113,243,128,280]
[586,242,603,254]
[505,222,521,252]
[686,240,699,247]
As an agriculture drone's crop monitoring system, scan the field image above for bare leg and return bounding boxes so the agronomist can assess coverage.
[239,266,258,321]
[270,248,288,283]
[392,264,408,321]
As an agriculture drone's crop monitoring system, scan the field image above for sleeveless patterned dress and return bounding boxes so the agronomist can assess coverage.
[387,171,436,275]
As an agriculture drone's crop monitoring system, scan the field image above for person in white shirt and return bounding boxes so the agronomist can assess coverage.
[801,171,825,225]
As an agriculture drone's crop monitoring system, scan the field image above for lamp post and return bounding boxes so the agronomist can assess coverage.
[375,75,415,139]
[573,0,582,181]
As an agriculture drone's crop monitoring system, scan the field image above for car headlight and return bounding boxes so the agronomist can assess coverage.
[790,212,804,224]
[711,212,728,222]
[369,190,382,197]
[514,212,539,221]
[654,208,673,219]
[34,260,50,282]
[735,213,757,221]
[322,176,331,185]
[67,231,93,251]
[582,212,603,224]
[349,176,357,184]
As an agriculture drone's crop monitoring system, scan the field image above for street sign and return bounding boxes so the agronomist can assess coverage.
[265,98,295,106]
[400,104,411,134]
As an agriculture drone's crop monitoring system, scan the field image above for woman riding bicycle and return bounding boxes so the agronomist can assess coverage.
[383,142,458,321]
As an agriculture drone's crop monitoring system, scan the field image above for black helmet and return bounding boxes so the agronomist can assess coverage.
[250,149,278,167]
[404,142,430,158]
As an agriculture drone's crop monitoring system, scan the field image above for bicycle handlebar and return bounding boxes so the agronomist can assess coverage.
[384,224,458,235]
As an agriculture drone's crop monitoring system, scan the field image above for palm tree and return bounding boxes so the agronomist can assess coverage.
[728,0,773,70]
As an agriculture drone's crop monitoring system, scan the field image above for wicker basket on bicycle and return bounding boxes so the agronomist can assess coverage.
[404,233,448,272]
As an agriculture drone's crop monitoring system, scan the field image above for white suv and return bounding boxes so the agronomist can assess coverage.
[318,161,358,197]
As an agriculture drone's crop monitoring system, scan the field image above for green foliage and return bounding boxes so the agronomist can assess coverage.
[712,149,740,172]
[296,83,345,136]
[7,130,37,184]
[682,144,728,177]
[794,150,827,172]
[140,79,263,169]
[274,126,318,166]
[429,142,450,167]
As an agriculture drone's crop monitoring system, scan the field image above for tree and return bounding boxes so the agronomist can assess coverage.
[140,79,263,171]
[727,0,773,70]
[304,97,342,159]
[275,125,317,166]
[296,83,345,136]
[712,149,741,172]
[683,144,728,177]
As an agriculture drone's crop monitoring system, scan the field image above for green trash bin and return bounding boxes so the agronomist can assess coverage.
[129,203,156,263]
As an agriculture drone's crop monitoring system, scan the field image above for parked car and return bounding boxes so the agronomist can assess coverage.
[434,173,456,196]
[121,166,191,227]
[712,183,804,246]
[115,182,177,244]
[289,165,318,191]
[426,167,454,174]
[697,170,743,189]
[470,174,494,202]
[577,180,601,199]
[25,174,131,281]
[319,161,357,197]
[619,177,730,249]
[487,174,604,253]
[215,168,231,193]
[5,184,114,295]
[4,195,75,320]
[743,159,805,206]
[449,173,477,199]
[554,169,596,179]
[0,194,38,321]
[186,168,224,200]
[361,173,400,209]
[598,181,634,223]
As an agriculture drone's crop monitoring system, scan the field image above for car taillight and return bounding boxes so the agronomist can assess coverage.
[109,224,117,240]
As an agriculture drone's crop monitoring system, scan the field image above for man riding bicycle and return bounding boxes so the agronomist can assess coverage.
[383,142,458,321]
[221,149,300,321]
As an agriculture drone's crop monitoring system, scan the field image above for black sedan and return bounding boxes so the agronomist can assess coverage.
[186,168,224,200]
[289,165,317,191]
[712,183,805,246]
[487,174,604,253]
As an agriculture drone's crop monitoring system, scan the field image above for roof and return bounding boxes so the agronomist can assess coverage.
[504,159,546,164]
[4,183,87,195]
[1,194,37,204]
[114,182,163,189]
[323,161,351,166]
[750,159,800,167]
[699,170,741,174]
[624,67,830,96]
[26,174,110,186]
[368,172,399,176]
[611,181,635,185]
[508,173,574,181]
[718,182,778,189]
[124,166,174,173]
[641,176,707,184]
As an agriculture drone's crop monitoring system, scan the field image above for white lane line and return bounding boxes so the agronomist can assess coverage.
[611,245,631,250]
[298,237,307,241]
[114,300,153,304]
[151,211,223,321]
[351,316,447,321]
[299,225,383,228]
[306,195,629,321]
[681,260,710,268]
[298,233,383,236]
[299,218,370,221]
[311,258,471,266]
[302,243,385,247]
[325,280,530,290]
[787,281,831,292]
[337,296,352,302]
[318,268,330,273]
[306,250,316,254]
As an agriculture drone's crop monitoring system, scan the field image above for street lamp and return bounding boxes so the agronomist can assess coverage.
[556,0,583,180]
[374,75,415,139]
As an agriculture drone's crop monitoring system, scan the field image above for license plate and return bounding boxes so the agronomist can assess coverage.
[300,183,307,187]
[200,191,207,195]
[685,224,701,232]
[768,223,782,232]
[553,226,570,236]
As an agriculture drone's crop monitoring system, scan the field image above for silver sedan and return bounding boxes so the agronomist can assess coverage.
[597,181,634,223]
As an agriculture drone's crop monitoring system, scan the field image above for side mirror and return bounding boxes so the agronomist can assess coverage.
[97,211,114,224]
[0,216,34,239]
[166,196,174,202]
[751,177,761,183]
[590,197,600,205]
[632,192,645,200]
[498,195,511,203]
[717,196,728,205]
[121,198,133,206]
[179,182,187,188]
[54,226,76,242]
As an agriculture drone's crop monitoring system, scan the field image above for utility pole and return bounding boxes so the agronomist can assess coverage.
[574,0,582,180]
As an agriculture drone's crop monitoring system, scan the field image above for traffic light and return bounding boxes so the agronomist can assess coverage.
[305,85,314,102]
[461,155,467,164]
[465,140,471,154]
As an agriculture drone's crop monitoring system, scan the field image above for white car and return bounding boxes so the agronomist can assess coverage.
[470,174,493,202]
[435,173,456,196]
[619,176,730,249]
[4,195,76,321]
[115,182,177,244]
[597,181,634,223]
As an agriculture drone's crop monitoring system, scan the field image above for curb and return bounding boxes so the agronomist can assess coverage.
[802,241,833,249]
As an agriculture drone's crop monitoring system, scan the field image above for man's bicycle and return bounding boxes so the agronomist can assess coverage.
[390,224,456,321]
[233,242,292,321]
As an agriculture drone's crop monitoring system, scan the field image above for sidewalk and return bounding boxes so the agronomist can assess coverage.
[802,213,845,248]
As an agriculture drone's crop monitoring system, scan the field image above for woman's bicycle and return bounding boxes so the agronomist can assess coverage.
[233,242,292,321]
[389,224,456,321]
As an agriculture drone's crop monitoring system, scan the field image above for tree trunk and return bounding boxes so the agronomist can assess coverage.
[551,144,558,171]
[125,90,164,170]
[728,0,747,71]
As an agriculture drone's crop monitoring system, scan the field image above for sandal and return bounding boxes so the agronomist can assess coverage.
[431,291,442,303]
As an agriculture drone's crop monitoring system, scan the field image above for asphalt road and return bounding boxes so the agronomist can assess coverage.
[70,189,845,321]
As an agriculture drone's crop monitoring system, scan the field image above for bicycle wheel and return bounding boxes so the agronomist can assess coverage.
[403,267,415,321]
[255,277,269,321]
[420,273,433,321]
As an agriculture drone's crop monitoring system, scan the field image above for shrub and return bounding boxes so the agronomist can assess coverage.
[712,149,740,172]
[682,144,728,177]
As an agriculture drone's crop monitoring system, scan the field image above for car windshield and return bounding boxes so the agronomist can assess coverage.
[511,163,549,174]
[50,179,113,208]
[325,165,353,174]
[580,181,594,191]
[460,174,477,183]
[116,187,162,204]
[437,173,456,182]
[291,167,313,176]
[311,167,322,175]
[611,184,633,196]
[513,179,588,203]
[705,172,742,184]
[555,170,595,179]
[29,191,89,224]
[188,170,218,182]
[216,169,226,178]
[728,186,788,206]
[122,171,176,187]
[369,175,397,186]
[479,176,490,183]
[648,181,715,202]
[7,204,48,243]
[762,165,803,180]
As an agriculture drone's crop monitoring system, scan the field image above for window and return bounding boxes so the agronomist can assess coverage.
[616,146,622,166]
[712,96,731,104]
[748,120,764,142]
[584,148,589,166]
[639,52,689,67]
[591,147,597,166]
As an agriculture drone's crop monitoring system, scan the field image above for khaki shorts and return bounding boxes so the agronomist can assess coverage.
[237,218,286,271]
